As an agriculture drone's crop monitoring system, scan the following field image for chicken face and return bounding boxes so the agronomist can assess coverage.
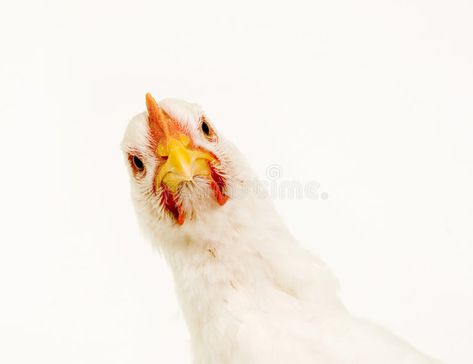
[122,93,229,225]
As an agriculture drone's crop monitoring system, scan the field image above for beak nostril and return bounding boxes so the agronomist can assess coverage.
[179,134,190,146]
[157,142,169,157]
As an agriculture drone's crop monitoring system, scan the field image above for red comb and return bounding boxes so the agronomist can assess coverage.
[146,92,170,139]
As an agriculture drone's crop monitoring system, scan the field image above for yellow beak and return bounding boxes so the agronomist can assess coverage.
[156,134,215,192]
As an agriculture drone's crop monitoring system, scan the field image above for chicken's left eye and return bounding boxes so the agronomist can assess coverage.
[132,156,144,171]
[200,117,216,141]
[201,121,211,136]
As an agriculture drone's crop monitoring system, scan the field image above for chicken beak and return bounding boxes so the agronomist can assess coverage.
[156,134,215,192]
[146,92,227,210]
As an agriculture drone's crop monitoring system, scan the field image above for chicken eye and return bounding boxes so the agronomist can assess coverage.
[201,121,211,136]
[199,116,216,141]
[132,155,144,171]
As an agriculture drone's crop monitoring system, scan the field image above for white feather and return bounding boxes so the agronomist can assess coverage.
[122,98,443,364]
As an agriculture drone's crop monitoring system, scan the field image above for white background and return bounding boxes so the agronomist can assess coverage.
[0,0,472,363]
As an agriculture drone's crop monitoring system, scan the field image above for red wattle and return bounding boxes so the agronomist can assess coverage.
[211,181,228,206]
[177,207,185,225]
[160,184,185,224]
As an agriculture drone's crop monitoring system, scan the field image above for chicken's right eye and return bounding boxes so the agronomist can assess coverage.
[132,155,144,171]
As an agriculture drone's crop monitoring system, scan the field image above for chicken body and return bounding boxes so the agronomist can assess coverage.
[149,179,440,364]
[122,95,443,364]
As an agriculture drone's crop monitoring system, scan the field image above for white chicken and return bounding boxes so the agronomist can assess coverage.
[121,93,443,364]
